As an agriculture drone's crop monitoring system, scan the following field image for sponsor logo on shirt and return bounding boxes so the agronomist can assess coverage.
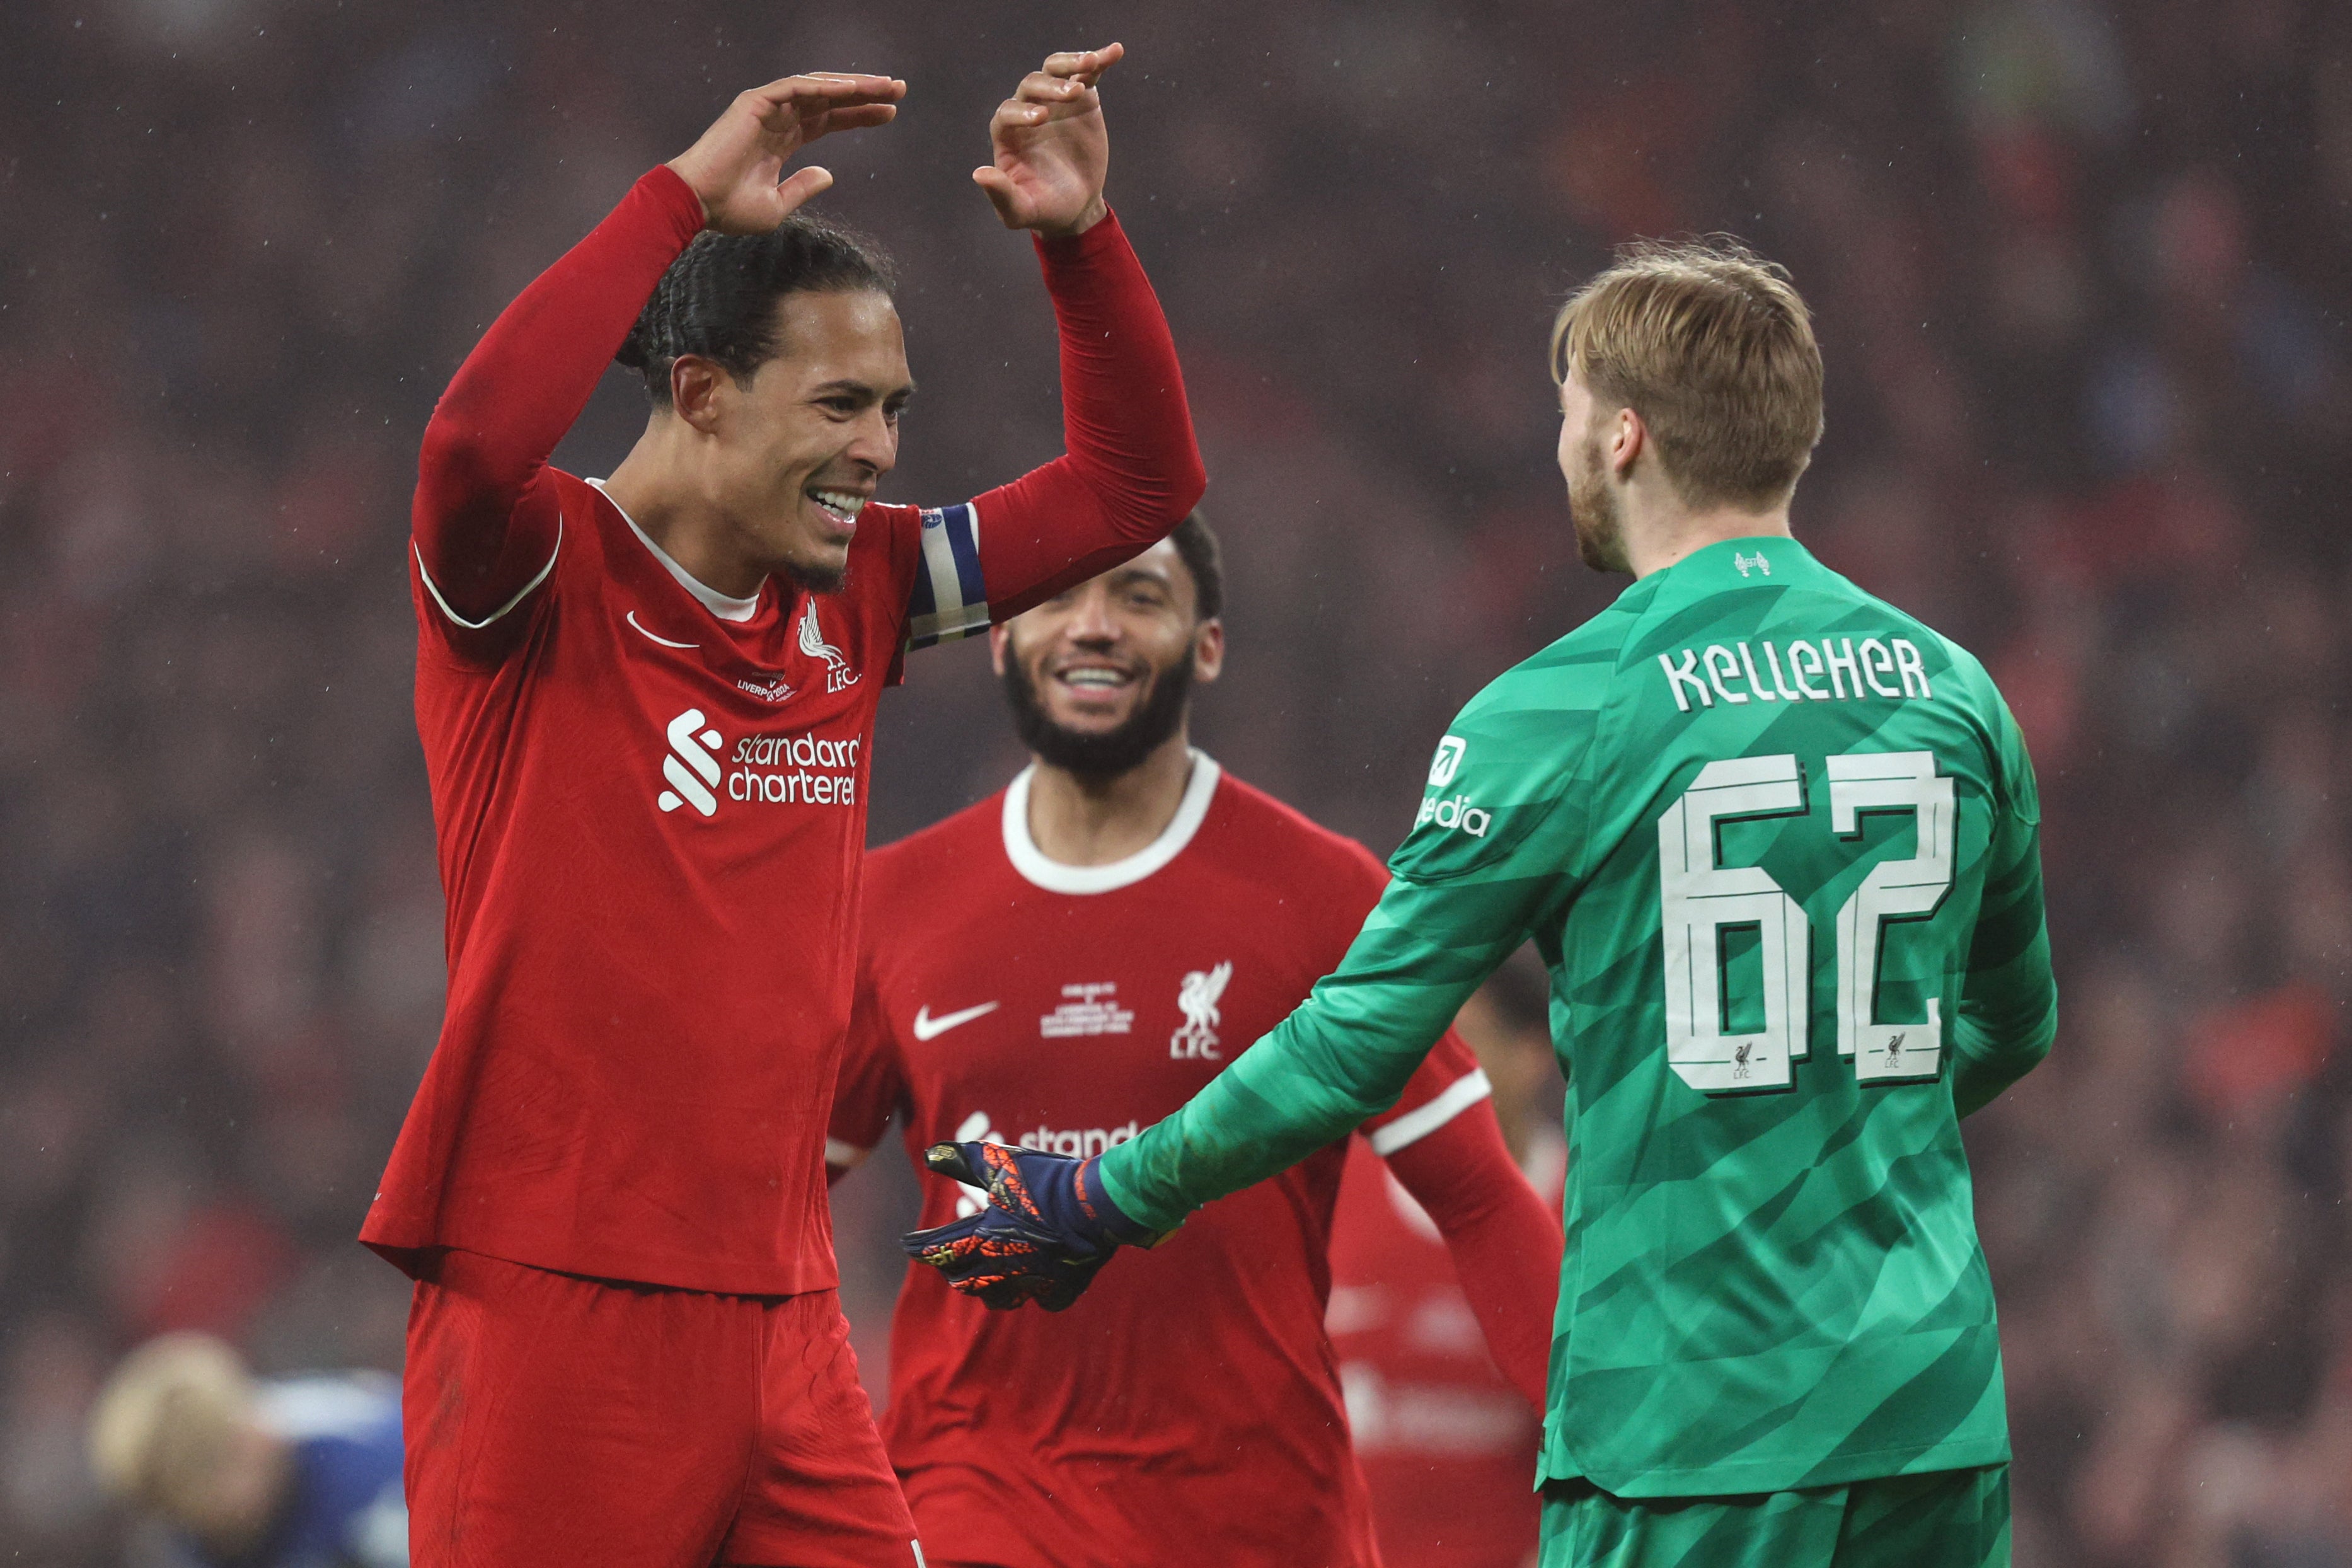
[656,708,726,817]
[1415,793,1491,838]
[1654,635,1935,713]
[1170,961,1233,1060]
[913,1000,999,1041]
[799,601,860,695]
[1428,735,1467,787]
[654,706,863,817]
[1041,983,1133,1039]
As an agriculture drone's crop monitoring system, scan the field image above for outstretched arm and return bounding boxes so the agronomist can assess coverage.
[412,72,904,628]
[1380,1094,1563,1412]
[902,46,1206,653]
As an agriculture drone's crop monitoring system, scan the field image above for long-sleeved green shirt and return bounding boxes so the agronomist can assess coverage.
[1098,536,2056,1498]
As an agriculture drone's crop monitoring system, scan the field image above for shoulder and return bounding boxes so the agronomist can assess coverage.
[1201,770,1390,894]
[864,790,1012,907]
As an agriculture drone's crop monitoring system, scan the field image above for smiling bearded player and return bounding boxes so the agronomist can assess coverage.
[826,515,1564,1568]
[363,47,1204,1568]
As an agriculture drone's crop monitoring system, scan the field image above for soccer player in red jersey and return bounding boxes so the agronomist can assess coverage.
[826,516,1564,1568]
[363,47,1204,1568]
[1328,957,1569,1568]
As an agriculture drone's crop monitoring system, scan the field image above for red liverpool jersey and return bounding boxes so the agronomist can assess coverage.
[362,168,1203,1295]
[1327,1135,1567,1568]
[831,757,1507,1568]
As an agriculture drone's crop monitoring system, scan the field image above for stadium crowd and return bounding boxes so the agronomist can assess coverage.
[1,3,2346,1563]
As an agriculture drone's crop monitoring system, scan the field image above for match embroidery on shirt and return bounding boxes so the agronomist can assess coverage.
[1041,983,1133,1039]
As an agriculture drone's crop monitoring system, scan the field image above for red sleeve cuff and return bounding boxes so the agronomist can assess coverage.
[1032,206,1129,267]
[639,164,712,245]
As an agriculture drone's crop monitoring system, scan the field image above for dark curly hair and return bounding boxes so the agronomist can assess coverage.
[615,214,897,407]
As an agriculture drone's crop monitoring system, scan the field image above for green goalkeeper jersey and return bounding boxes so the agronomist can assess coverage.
[1098,535,2056,1499]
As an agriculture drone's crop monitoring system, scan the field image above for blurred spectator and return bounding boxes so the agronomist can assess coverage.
[1,6,2345,1565]
[86,1334,404,1567]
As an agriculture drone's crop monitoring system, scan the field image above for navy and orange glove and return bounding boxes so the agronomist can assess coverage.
[901,1141,1161,1311]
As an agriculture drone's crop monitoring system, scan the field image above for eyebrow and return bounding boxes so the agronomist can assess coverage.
[809,379,917,402]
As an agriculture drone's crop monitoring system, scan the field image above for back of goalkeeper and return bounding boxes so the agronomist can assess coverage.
[908,239,2057,1568]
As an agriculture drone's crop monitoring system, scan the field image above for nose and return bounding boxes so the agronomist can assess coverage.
[1062,584,1120,645]
[845,406,898,475]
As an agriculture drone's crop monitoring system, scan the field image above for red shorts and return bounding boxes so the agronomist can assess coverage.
[403,1249,923,1568]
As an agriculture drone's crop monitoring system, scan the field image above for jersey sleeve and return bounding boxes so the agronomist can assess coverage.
[1378,1093,1564,1410]
[897,210,1206,655]
[1359,1027,1494,1154]
[1951,695,2057,1116]
[827,954,909,1175]
[411,167,705,656]
[1097,672,1603,1232]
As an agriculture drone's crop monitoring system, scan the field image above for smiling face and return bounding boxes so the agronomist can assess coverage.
[991,538,1225,780]
[691,289,913,594]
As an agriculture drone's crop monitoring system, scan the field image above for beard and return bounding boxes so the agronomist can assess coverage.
[1002,646,1196,782]
[1568,430,1630,574]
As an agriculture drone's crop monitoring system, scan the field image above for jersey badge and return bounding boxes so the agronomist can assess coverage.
[913,1000,1000,1041]
[656,707,724,817]
[1733,550,1772,577]
[1170,961,1233,1060]
[735,674,793,703]
[799,600,860,694]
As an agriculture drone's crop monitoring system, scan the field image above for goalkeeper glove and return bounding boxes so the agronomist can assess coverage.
[900,1141,1161,1311]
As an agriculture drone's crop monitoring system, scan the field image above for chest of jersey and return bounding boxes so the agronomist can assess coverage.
[875,884,1328,1150]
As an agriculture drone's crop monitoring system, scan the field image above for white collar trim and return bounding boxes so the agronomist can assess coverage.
[1001,752,1221,895]
[589,478,761,623]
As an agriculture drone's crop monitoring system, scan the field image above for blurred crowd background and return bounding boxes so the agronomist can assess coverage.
[2,2,2347,1563]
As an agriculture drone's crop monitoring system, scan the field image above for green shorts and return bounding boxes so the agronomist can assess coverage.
[1538,1465,2009,1568]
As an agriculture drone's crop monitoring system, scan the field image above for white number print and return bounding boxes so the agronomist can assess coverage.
[1658,756,1812,1093]
[1829,752,1954,1083]
[1657,749,1957,1095]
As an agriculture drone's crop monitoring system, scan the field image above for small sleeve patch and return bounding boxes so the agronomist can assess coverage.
[905,503,989,651]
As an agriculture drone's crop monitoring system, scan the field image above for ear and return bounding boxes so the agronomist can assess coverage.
[1609,406,1647,480]
[1190,618,1226,684]
[988,621,1013,676]
[670,355,727,435]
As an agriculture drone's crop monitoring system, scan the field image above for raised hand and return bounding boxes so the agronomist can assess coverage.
[667,72,907,235]
[974,43,1124,238]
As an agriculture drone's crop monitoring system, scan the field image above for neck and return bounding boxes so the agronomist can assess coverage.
[1624,496,1794,579]
[603,424,768,599]
[1025,730,1195,867]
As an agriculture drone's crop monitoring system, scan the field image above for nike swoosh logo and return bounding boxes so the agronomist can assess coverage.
[913,1001,1000,1042]
[627,610,698,649]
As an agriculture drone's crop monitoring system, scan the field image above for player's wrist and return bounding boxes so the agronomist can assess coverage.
[1073,1156,1158,1248]
[1031,195,1110,243]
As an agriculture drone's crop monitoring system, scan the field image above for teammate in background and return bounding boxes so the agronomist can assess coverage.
[913,240,2057,1567]
[364,47,1204,1568]
[88,1334,406,1568]
[1327,952,1565,1568]
[827,514,1562,1567]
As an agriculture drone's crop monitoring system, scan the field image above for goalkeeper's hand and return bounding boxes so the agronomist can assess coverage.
[901,1141,1161,1311]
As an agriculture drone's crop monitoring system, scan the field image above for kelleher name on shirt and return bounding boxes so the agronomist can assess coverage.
[1656,635,1934,713]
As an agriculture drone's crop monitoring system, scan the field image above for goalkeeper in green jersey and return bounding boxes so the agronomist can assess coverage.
[907,239,2055,1567]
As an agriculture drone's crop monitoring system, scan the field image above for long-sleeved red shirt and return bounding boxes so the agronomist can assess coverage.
[363,166,1204,1294]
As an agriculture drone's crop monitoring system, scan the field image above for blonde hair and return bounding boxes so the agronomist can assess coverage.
[1550,237,1825,510]
[87,1332,254,1512]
